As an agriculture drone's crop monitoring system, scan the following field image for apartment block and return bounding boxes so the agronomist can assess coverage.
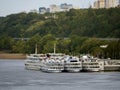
[50,4,61,13]
[94,1,100,8]
[94,0,120,8]
[94,0,105,8]
[60,3,73,11]
[50,3,73,13]
[106,0,116,8]
[39,3,75,14]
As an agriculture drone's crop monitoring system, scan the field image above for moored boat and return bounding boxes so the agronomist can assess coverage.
[24,44,46,70]
[25,53,46,70]
[64,55,82,72]
[80,55,104,72]
[40,44,65,73]
[40,58,64,73]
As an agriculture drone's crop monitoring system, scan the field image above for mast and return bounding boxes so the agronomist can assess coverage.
[54,43,56,54]
[35,44,37,54]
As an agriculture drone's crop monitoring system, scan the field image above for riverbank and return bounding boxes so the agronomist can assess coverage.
[0,54,26,59]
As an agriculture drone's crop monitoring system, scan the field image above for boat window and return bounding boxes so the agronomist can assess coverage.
[70,60,77,62]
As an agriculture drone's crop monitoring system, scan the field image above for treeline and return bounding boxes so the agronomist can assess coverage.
[0,8,120,59]
[0,34,120,59]
[0,8,120,38]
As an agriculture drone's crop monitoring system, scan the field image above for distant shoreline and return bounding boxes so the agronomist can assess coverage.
[0,53,26,59]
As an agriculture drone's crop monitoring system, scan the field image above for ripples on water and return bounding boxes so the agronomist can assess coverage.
[0,59,120,90]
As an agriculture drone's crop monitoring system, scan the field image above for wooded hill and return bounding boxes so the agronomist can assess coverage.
[0,8,120,38]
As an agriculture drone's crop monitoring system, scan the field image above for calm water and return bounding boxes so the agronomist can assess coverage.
[0,59,120,90]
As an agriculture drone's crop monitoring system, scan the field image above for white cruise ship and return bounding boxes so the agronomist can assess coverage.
[40,56,64,73]
[24,44,46,70]
[25,54,46,70]
[40,44,65,73]
[81,55,104,72]
[64,55,82,72]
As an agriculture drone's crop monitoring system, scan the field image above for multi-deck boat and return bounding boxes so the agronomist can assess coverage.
[25,54,45,70]
[40,44,65,73]
[81,55,104,72]
[24,44,47,70]
[40,59,64,73]
[40,55,64,73]
[64,55,82,72]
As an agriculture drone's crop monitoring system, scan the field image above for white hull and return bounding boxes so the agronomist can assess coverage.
[41,68,62,73]
[25,65,40,70]
[25,53,45,70]
[25,61,41,70]
[65,68,81,72]
[40,59,64,73]
[64,63,82,72]
[82,68,100,72]
[40,65,64,73]
[25,54,39,70]
[64,55,82,72]
[82,62,101,72]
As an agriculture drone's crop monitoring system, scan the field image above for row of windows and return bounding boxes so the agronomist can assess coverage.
[65,67,81,69]
[83,66,100,68]
[49,67,64,69]
[83,63,99,65]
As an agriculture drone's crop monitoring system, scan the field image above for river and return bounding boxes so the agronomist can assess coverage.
[0,59,120,90]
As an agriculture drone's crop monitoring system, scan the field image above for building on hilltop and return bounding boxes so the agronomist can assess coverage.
[106,0,117,8]
[94,0,106,8]
[39,7,50,14]
[50,4,61,13]
[94,1,100,8]
[60,3,73,11]
[94,0,120,9]
[39,3,74,14]
[116,0,120,6]
[99,0,106,8]
[50,3,73,13]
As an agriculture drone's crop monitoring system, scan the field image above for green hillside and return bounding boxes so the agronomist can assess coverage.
[0,8,120,38]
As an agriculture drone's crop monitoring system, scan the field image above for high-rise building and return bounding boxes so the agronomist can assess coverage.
[94,1,100,8]
[99,0,106,8]
[50,3,73,13]
[94,0,119,8]
[94,0,106,8]
[106,0,116,8]
[39,3,75,14]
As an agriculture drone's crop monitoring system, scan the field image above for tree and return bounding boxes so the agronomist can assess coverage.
[12,40,26,53]
[0,35,14,51]
[26,34,42,54]
[57,38,71,54]
[80,38,108,56]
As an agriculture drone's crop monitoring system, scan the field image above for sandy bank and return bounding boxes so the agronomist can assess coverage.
[0,54,26,59]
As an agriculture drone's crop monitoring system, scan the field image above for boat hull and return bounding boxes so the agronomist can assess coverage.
[25,62,41,70]
[64,68,81,72]
[41,68,63,73]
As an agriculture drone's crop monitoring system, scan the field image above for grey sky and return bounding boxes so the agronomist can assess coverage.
[0,0,95,17]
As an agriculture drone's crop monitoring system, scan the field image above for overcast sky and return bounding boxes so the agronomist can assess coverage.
[0,0,96,17]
